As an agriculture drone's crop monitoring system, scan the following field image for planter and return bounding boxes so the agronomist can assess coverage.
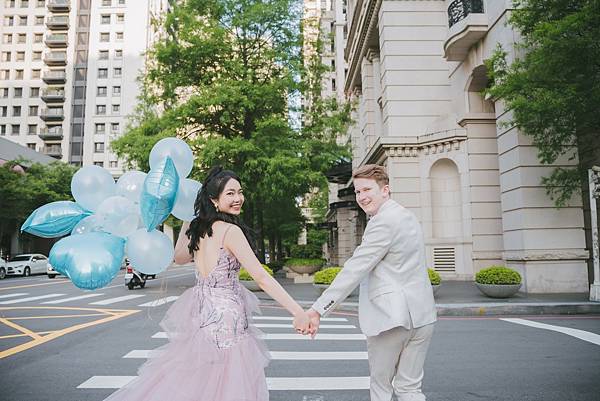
[476,283,521,298]
[313,283,359,297]
[240,280,261,292]
[288,264,321,275]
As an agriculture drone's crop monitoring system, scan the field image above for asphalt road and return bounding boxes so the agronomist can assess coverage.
[0,268,599,401]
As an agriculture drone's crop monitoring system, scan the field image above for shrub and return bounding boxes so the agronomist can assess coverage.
[239,264,274,281]
[428,268,441,285]
[289,244,323,259]
[267,260,284,273]
[475,266,521,285]
[285,258,325,268]
[314,267,341,285]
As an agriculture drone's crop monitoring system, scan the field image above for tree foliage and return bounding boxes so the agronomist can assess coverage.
[111,0,351,260]
[485,0,600,206]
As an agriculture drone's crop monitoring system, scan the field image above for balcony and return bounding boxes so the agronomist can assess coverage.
[39,107,65,121]
[41,87,65,103]
[46,15,69,30]
[45,33,68,48]
[47,0,70,12]
[43,145,63,159]
[444,0,488,61]
[39,126,64,141]
[42,70,66,84]
[44,51,67,66]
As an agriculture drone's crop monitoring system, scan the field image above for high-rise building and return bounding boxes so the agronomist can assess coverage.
[0,0,169,174]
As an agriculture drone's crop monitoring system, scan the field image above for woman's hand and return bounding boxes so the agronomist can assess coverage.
[292,310,311,335]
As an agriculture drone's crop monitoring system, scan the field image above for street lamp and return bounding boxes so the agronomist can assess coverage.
[589,166,600,302]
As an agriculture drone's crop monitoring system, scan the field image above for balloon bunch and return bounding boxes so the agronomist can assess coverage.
[21,138,201,290]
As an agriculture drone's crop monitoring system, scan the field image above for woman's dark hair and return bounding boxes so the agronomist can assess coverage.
[186,166,255,254]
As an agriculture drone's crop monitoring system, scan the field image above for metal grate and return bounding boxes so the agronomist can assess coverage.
[433,247,456,271]
[447,0,484,28]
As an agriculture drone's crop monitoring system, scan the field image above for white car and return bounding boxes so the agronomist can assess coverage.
[0,258,6,280]
[5,254,51,277]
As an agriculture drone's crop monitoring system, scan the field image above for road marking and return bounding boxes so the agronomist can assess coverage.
[0,293,66,305]
[0,280,70,291]
[122,349,368,360]
[42,293,105,304]
[501,318,600,346]
[138,296,179,307]
[0,317,42,340]
[253,323,356,329]
[251,316,348,322]
[151,332,366,340]
[0,293,29,299]
[90,295,146,305]
[78,376,370,390]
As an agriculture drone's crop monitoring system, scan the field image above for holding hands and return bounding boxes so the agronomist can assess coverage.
[292,308,321,338]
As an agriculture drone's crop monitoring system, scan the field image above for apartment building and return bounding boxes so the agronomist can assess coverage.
[322,0,589,293]
[0,0,169,175]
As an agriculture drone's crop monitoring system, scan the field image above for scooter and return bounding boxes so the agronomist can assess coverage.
[124,262,156,290]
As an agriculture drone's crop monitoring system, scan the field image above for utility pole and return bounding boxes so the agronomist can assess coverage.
[589,166,600,301]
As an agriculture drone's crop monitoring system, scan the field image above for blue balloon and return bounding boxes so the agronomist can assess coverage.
[49,232,125,290]
[21,201,91,238]
[140,156,179,231]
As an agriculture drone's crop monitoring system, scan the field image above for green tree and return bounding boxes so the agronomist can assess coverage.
[0,160,77,254]
[111,0,351,260]
[485,0,600,206]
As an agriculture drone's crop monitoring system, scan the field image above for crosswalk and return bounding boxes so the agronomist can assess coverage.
[76,315,372,397]
[0,291,180,308]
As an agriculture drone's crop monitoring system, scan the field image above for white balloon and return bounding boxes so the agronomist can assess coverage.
[172,179,202,221]
[96,196,139,238]
[126,229,174,274]
[149,137,194,178]
[71,214,106,236]
[71,165,116,212]
[116,170,147,205]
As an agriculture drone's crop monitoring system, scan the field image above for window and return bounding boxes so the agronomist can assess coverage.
[72,104,84,117]
[97,86,107,96]
[0,70,10,80]
[109,160,118,168]
[35,15,44,25]
[98,68,108,78]
[0,106,7,116]
[0,88,7,98]
[101,14,110,24]
[118,0,124,4]
[116,14,124,23]
[30,87,39,97]
[31,69,41,79]
[17,33,26,43]
[0,125,5,135]
[74,86,85,99]
[36,0,44,6]
[112,85,121,95]
[95,123,105,133]
[13,106,21,116]
[33,33,42,43]
[111,122,119,132]
[15,70,24,79]
[3,34,12,44]
[99,50,109,60]
[112,104,120,113]
[16,51,25,61]
[96,104,106,115]
[116,32,123,41]
[32,51,41,61]
[6,0,15,7]
[11,124,20,135]
[94,142,105,153]
[76,50,88,63]
[28,125,37,135]
[94,161,104,167]
[75,68,86,81]
[20,0,28,7]
[1,52,10,62]
[77,32,88,45]
[72,123,83,137]
[102,0,111,5]
[114,49,122,58]
[14,87,22,97]
[18,15,27,26]
[113,67,121,77]
[29,105,38,116]
[78,15,89,27]
[4,16,14,26]
[79,0,90,9]
[100,32,110,42]
[27,143,36,149]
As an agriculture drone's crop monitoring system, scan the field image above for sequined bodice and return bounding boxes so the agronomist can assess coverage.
[193,247,250,349]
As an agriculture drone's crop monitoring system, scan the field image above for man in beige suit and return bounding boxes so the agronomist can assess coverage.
[307,164,437,401]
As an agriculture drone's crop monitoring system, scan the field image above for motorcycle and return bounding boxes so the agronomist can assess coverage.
[124,261,156,290]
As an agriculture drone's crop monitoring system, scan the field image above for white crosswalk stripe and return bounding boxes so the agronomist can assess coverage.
[0,292,29,300]
[151,331,366,340]
[251,316,348,322]
[138,296,179,307]
[0,293,66,305]
[253,323,356,329]
[501,318,600,346]
[42,293,105,304]
[123,349,368,360]
[89,295,146,305]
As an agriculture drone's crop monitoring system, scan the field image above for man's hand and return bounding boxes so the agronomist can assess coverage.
[306,308,321,339]
[292,310,311,335]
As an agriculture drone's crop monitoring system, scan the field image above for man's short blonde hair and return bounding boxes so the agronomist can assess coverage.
[352,164,389,187]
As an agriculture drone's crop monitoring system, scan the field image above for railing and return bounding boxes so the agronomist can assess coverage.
[47,0,70,9]
[45,33,68,44]
[39,127,64,140]
[40,108,65,120]
[43,146,63,158]
[46,15,69,26]
[447,0,484,28]
[42,70,66,81]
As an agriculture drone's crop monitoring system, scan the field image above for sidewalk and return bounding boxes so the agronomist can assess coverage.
[255,277,600,316]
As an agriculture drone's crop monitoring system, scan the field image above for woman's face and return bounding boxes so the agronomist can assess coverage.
[215,178,244,215]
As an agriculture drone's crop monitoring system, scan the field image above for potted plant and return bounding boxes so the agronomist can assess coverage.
[239,264,274,291]
[285,258,325,275]
[475,266,522,298]
[313,267,359,297]
[428,268,441,295]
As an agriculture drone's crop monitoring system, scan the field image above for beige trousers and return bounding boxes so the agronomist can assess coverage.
[366,323,435,401]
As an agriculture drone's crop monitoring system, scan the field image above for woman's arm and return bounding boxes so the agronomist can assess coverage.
[225,225,310,331]
[174,222,193,265]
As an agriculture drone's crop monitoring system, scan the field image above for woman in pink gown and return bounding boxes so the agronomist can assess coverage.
[105,167,312,401]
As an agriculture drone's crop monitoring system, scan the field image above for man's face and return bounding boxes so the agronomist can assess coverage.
[354,177,390,216]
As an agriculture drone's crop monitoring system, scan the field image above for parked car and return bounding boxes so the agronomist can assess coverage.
[0,258,6,280]
[6,254,52,277]
[47,262,61,279]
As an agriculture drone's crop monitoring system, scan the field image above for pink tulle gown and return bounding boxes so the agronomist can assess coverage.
[104,247,271,401]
